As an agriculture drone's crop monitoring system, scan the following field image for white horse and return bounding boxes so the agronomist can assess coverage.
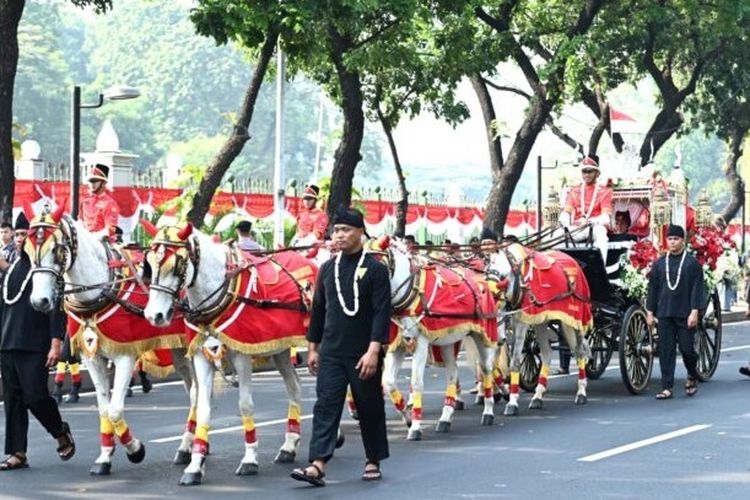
[372,238,498,440]
[486,242,592,415]
[143,224,309,486]
[25,207,196,475]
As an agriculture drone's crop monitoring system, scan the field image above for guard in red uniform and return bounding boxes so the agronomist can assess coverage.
[293,184,329,244]
[558,155,613,263]
[80,164,119,239]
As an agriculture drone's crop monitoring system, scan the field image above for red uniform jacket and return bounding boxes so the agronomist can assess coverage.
[296,207,328,240]
[81,191,119,234]
[563,183,613,224]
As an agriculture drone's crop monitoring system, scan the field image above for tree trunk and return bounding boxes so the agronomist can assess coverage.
[325,30,364,221]
[377,107,408,237]
[0,0,24,224]
[470,74,504,176]
[720,127,746,223]
[638,105,683,166]
[187,28,278,228]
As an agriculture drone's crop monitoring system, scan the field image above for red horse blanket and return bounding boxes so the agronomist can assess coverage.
[185,251,318,356]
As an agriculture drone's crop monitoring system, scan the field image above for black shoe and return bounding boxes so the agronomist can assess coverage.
[140,372,153,394]
[740,366,750,378]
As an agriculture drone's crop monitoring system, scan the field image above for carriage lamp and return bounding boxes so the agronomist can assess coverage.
[650,191,672,228]
[543,190,562,227]
[695,190,713,227]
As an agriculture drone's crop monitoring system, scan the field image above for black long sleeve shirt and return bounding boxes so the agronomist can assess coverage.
[1,254,65,353]
[306,250,391,357]
[646,251,707,319]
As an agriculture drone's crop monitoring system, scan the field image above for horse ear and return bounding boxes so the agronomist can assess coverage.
[50,198,67,223]
[378,235,391,250]
[23,201,35,223]
[140,219,159,238]
[177,223,193,241]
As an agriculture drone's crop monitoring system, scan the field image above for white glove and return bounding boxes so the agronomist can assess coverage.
[589,214,610,226]
[559,212,571,228]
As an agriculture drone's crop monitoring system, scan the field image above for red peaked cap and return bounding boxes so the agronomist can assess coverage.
[302,184,320,199]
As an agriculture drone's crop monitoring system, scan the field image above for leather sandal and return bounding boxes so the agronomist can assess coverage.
[685,378,698,397]
[655,389,673,400]
[0,453,28,471]
[290,463,326,487]
[362,461,382,481]
[56,422,76,461]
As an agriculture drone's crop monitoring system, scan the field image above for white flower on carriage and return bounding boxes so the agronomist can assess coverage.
[715,249,741,285]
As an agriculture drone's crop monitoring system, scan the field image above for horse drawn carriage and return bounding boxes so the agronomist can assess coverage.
[510,175,723,395]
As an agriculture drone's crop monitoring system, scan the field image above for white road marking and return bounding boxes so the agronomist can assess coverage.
[150,414,314,443]
[577,424,712,462]
[719,344,750,353]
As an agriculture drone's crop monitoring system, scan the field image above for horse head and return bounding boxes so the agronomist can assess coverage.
[486,243,524,310]
[27,203,75,313]
[143,223,199,327]
[365,236,418,316]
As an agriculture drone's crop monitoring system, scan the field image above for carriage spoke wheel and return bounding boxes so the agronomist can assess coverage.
[519,329,541,393]
[695,289,722,382]
[586,326,613,380]
[618,305,654,395]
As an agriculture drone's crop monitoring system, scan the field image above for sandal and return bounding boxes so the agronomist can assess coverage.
[362,461,382,481]
[56,422,76,461]
[655,389,673,400]
[0,453,28,471]
[290,463,326,487]
[685,378,698,397]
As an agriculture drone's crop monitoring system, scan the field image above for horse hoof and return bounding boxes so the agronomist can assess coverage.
[89,462,112,476]
[127,442,146,464]
[504,405,519,417]
[335,433,346,449]
[455,400,465,411]
[575,394,587,405]
[435,421,451,433]
[529,399,544,410]
[481,414,494,426]
[274,450,295,464]
[179,471,203,486]
[235,462,259,476]
[407,429,422,441]
[173,450,192,465]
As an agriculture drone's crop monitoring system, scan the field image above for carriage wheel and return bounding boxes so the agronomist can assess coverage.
[618,305,654,395]
[586,325,613,380]
[695,289,722,381]
[519,329,541,393]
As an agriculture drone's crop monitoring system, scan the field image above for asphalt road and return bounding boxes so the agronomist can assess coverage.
[1,322,750,499]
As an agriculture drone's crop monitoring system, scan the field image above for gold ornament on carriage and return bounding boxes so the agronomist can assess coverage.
[543,190,562,228]
[650,190,672,228]
[695,189,713,228]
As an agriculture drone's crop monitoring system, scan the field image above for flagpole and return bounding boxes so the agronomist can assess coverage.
[273,42,286,247]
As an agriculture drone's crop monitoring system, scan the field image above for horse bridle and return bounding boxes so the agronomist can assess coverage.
[367,243,419,314]
[27,215,79,299]
[146,235,200,300]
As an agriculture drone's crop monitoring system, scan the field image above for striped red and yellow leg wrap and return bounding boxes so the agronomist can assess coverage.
[411,393,423,421]
[577,358,586,380]
[493,367,503,388]
[389,389,406,412]
[243,416,257,444]
[483,374,493,399]
[290,347,298,366]
[443,383,457,408]
[70,363,81,385]
[112,418,133,445]
[510,372,520,395]
[192,424,210,455]
[287,403,301,434]
[55,362,66,383]
[186,407,197,434]
[100,417,115,448]
[539,365,549,388]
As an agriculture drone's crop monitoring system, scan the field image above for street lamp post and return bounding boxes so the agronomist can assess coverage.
[70,84,140,219]
[536,155,558,231]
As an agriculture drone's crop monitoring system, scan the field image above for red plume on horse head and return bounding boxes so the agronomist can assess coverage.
[50,198,67,223]
[177,223,193,241]
[377,235,391,250]
[140,219,159,238]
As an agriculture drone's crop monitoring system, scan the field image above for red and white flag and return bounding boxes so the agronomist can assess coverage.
[609,106,641,135]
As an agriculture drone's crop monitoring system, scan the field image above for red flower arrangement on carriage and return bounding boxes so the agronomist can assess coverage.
[627,239,659,272]
[689,226,735,271]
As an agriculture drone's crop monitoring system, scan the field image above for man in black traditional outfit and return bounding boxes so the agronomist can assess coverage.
[0,212,75,470]
[291,207,391,487]
[646,224,707,400]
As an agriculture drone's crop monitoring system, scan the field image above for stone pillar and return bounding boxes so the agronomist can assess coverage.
[81,119,138,187]
[14,140,46,180]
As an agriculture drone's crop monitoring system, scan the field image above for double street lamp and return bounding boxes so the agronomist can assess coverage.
[70,84,140,218]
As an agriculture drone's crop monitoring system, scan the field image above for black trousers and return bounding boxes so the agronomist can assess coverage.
[657,317,699,390]
[1,351,65,455]
[308,355,389,464]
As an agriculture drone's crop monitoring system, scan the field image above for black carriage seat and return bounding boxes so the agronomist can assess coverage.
[606,236,637,281]
[557,247,612,304]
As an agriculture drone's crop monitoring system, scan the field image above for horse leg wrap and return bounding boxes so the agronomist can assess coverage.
[242,417,257,445]
[192,424,210,455]
[443,383,457,408]
[287,403,301,435]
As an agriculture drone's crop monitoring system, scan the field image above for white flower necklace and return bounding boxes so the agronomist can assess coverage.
[580,182,600,220]
[334,248,367,317]
[2,258,34,305]
[665,250,688,291]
